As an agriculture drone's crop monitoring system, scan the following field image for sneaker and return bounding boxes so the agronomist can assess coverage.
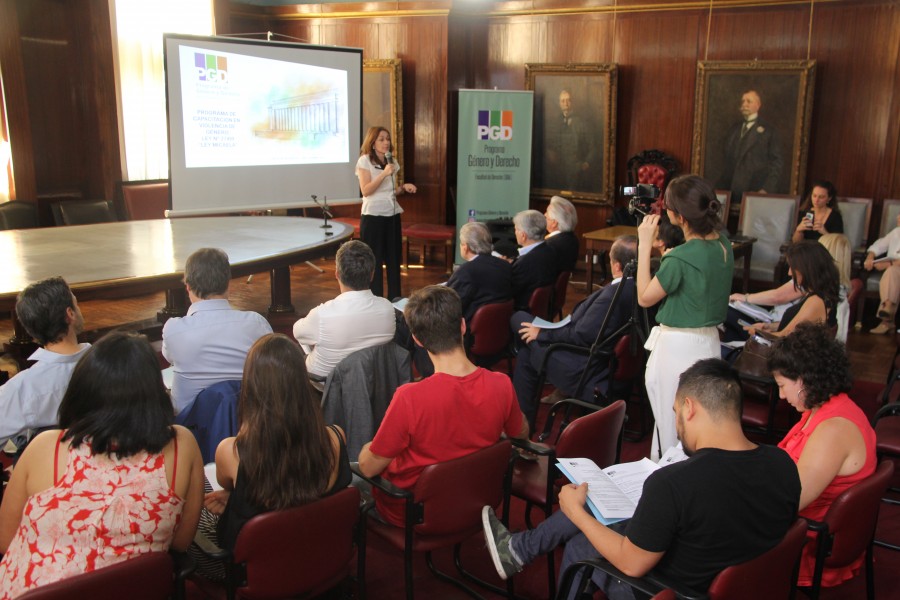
[482,506,522,580]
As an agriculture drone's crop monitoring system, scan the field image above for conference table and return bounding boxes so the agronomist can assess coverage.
[0,216,352,340]
[582,225,756,293]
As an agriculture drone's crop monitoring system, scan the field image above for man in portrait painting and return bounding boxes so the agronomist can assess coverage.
[716,89,784,202]
[543,89,600,194]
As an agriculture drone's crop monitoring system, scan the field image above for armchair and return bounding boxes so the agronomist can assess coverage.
[187,486,362,600]
[52,199,118,226]
[528,283,555,321]
[0,200,39,230]
[119,179,170,221]
[626,149,679,215]
[556,518,808,600]
[467,299,515,372]
[738,192,800,284]
[351,440,513,600]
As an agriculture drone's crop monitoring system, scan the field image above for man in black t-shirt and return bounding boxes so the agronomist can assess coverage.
[483,358,801,599]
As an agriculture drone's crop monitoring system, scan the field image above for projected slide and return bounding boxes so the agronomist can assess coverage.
[180,45,349,168]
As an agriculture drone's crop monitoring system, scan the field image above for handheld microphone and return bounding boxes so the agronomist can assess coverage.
[384,151,395,192]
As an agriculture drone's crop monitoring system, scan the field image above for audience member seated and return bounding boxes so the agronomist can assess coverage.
[162,248,273,414]
[544,195,580,273]
[769,323,877,588]
[726,234,849,341]
[0,332,204,598]
[743,241,839,338]
[511,210,558,310]
[358,286,528,527]
[447,222,513,324]
[483,358,800,598]
[864,210,900,334]
[191,334,351,580]
[0,277,91,450]
[792,180,843,243]
[293,240,395,382]
[511,235,637,429]
[819,233,852,341]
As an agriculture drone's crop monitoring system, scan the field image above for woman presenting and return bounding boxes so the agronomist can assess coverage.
[356,126,417,299]
[637,175,734,460]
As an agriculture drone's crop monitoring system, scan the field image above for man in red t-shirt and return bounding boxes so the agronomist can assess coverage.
[358,285,528,526]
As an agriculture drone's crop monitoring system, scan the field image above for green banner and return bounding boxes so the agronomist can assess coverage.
[455,89,533,263]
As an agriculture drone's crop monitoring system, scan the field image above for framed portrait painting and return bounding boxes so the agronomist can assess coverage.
[525,63,617,204]
[691,60,816,208]
[363,58,404,185]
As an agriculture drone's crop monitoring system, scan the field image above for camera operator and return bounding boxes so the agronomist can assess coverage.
[636,175,734,460]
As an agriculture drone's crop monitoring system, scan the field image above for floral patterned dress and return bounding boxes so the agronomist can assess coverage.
[0,434,183,599]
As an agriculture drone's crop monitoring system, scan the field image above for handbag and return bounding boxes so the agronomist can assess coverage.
[732,332,777,381]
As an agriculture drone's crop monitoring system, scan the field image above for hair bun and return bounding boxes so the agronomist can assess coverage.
[708,199,720,215]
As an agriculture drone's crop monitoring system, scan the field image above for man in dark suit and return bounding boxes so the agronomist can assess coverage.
[717,89,784,202]
[543,90,600,193]
[544,195,580,273]
[511,235,637,429]
[511,209,558,311]
[447,221,513,324]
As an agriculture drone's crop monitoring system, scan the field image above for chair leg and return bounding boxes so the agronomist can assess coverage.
[405,541,414,600]
[545,504,557,600]
[866,542,875,600]
[424,548,486,599]
[402,236,409,269]
[444,240,453,275]
[451,543,516,598]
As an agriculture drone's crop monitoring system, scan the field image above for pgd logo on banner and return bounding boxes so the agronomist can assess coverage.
[477,110,513,140]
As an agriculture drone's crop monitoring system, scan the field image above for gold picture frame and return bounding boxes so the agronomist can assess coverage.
[525,63,617,205]
[363,58,404,186]
[691,60,816,207]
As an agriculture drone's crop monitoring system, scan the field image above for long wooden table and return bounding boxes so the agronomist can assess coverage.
[0,217,351,340]
[583,225,756,293]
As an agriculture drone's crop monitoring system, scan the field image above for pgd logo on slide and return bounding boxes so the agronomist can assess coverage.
[195,53,228,83]
[477,110,513,140]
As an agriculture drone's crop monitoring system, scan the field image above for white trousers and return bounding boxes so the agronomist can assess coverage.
[644,325,720,460]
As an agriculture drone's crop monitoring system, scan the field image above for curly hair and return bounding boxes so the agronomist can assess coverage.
[767,322,852,409]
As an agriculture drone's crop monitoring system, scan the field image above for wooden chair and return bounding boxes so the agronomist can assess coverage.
[738,192,800,284]
[119,179,170,221]
[556,518,808,600]
[352,440,513,600]
[626,149,679,213]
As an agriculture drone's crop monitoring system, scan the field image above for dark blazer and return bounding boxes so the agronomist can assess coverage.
[447,254,514,323]
[546,231,580,273]
[718,117,783,200]
[512,242,558,310]
[538,277,636,348]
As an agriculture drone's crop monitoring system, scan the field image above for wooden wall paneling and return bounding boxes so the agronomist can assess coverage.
[806,1,900,239]
[613,10,706,188]
[72,0,120,203]
[485,16,545,90]
[705,4,811,61]
[0,0,36,202]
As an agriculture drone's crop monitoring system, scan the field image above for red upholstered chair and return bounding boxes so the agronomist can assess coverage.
[873,398,900,552]
[551,270,572,321]
[119,179,169,220]
[402,223,455,275]
[528,283,555,321]
[602,334,651,441]
[626,149,679,214]
[18,552,175,600]
[352,440,513,600]
[557,518,808,600]
[188,486,362,600]
[467,299,514,372]
[805,460,895,600]
[511,399,626,598]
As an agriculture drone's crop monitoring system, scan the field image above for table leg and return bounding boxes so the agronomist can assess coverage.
[157,288,189,323]
[586,249,595,295]
[269,266,295,314]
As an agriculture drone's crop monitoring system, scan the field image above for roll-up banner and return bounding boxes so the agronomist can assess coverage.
[455,89,533,264]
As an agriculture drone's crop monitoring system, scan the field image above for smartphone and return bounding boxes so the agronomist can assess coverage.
[805,211,815,225]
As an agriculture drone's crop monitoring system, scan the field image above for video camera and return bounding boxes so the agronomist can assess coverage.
[620,183,660,217]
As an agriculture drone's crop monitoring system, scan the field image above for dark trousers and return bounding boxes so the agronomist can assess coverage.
[361,213,402,300]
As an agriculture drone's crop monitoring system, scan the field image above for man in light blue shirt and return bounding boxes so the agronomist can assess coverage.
[162,248,272,414]
[0,277,91,448]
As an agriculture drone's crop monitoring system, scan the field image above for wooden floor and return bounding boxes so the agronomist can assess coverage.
[1,254,894,384]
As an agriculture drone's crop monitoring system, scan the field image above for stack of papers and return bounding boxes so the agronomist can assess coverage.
[729,300,776,323]
[557,445,689,525]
